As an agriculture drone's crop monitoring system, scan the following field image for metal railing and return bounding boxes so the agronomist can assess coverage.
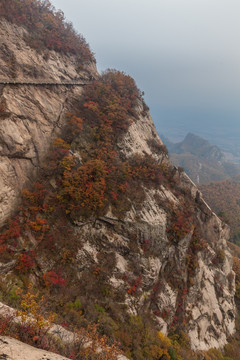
[0,79,92,86]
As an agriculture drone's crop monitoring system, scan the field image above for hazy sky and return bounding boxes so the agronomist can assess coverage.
[50,0,240,145]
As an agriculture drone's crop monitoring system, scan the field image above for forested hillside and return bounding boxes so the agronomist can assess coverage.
[162,133,240,184]
[1,67,239,360]
[0,1,239,360]
[0,0,94,61]
[200,176,240,245]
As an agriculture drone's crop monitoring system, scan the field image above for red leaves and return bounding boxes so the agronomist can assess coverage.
[127,276,142,296]
[43,270,66,287]
[52,70,154,218]
[28,217,49,232]
[0,217,21,242]
[93,267,101,276]
[153,308,171,320]
[127,154,164,186]
[81,70,141,138]
[166,205,193,243]
[142,239,151,253]
[0,0,94,60]
[15,250,36,273]
[111,191,118,201]
[60,159,108,213]
[22,183,49,207]
[122,273,142,296]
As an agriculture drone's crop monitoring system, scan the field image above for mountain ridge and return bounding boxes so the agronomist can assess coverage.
[0,2,238,359]
[161,132,240,184]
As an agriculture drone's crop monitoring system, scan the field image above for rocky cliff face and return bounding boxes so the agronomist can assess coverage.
[74,106,235,351]
[0,19,97,225]
[0,336,70,360]
[0,17,236,355]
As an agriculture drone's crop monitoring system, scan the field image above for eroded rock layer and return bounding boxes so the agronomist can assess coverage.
[0,18,236,354]
[74,107,235,351]
[0,19,97,224]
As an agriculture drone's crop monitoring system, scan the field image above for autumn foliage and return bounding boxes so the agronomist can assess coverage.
[0,1,239,358]
[43,270,66,287]
[0,70,152,270]
[200,177,240,245]
[0,0,94,61]
[166,201,194,243]
[50,70,162,217]
[0,70,175,280]
[0,68,204,359]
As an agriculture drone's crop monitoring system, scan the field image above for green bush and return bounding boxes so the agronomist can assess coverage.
[168,346,177,360]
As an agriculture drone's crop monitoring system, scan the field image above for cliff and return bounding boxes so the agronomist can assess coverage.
[72,103,235,351]
[0,18,97,225]
[0,6,236,359]
[0,336,70,360]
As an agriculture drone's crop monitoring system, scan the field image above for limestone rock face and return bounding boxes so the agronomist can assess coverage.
[0,19,97,225]
[0,336,70,360]
[0,303,128,360]
[0,18,236,354]
[74,105,235,351]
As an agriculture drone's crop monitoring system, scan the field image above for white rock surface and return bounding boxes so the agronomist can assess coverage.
[117,102,165,162]
[0,18,236,354]
[0,336,70,360]
[74,104,236,351]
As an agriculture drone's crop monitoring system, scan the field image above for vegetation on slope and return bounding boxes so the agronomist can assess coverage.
[0,60,239,358]
[0,70,172,359]
[0,4,239,357]
[200,176,240,245]
[162,133,240,184]
[0,0,94,62]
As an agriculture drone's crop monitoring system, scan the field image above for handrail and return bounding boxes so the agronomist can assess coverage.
[0,79,92,86]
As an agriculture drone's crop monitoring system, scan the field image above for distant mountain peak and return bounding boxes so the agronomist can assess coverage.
[0,6,237,358]
[161,132,240,184]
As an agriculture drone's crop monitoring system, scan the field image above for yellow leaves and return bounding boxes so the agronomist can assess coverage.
[151,346,171,359]
[16,284,56,331]
[76,323,121,360]
[66,113,83,135]
[19,292,39,314]
[60,249,74,265]
[28,217,49,232]
[22,189,36,204]
[53,137,70,150]
[60,155,75,171]
[157,331,172,348]
[70,115,83,129]
[84,101,100,114]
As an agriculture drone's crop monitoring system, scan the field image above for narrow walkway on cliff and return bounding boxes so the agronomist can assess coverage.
[0,78,93,86]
